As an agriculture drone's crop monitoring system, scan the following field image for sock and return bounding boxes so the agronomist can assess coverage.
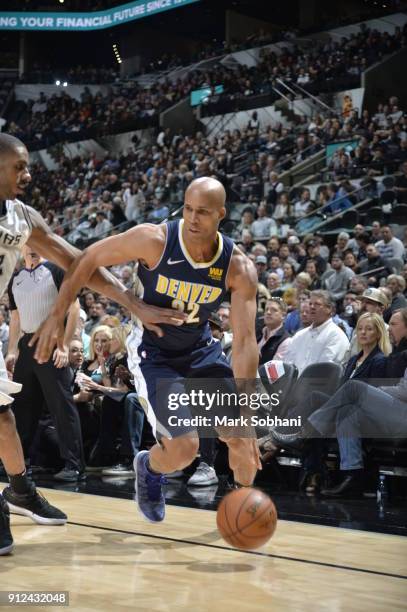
[8,470,35,495]
[145,455,162,476]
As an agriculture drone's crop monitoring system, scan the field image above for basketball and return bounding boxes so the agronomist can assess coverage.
[216,487,277,550]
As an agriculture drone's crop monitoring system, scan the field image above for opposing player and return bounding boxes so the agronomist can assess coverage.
[34,177,262,523]
[0,133,186,553]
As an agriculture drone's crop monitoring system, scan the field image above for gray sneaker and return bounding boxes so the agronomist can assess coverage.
[187,462,218,487]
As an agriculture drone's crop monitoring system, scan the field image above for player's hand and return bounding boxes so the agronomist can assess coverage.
[29,315,65,364]
[53,345,69,368]
[5,353,17,373]
[125,292,187,337]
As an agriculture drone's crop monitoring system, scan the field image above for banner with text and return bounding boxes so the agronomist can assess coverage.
[0,0,200,31]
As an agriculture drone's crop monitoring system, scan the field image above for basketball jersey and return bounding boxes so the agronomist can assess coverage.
[137,219,234,353]
[0,200,32,297]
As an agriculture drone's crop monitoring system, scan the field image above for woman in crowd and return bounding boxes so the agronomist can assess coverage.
[80,326,145,476]
[280,262,296,292]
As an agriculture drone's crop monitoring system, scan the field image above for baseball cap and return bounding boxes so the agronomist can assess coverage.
[255,255,268,264]
[208,312,222,330]
[306,239,317,247]
[362,288,388,307]
[287,235,300,245]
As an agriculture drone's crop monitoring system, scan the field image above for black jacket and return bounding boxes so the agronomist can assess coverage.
[259,326,291,365]
[342,346,386,383]
[384,337,407,380]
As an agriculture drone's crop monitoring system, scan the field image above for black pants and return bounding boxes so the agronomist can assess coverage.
[12,334,84,471]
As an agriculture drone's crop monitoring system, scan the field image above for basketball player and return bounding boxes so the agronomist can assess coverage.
[0,133,186,553]
[33,176,262,523]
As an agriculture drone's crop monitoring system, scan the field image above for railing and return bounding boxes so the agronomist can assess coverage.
[294,196,371,236]
[276,78,338,117]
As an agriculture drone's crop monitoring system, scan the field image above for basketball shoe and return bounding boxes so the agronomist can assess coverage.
[2,486,67,525]
[0,494,13,555]
[134,451,166,522]
[187,462,218,486]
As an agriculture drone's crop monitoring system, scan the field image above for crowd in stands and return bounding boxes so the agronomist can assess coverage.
[1,21,407,493]
[5,21,406,150]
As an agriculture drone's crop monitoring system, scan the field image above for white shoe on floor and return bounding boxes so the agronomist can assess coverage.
[187,462,219,487]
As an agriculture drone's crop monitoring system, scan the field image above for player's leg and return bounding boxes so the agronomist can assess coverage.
[220,437,260,486]
[149,434,199,474]
[134,371,199,522]
[0,351,67,526]
[189,356,261,488]
[127,327,200,521]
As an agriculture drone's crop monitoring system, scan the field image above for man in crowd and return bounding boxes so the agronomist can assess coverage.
[284,290,349,374]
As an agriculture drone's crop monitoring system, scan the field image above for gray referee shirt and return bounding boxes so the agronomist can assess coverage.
[8,261,64,333]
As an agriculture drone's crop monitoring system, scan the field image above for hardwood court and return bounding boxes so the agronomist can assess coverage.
[1,487,407,611]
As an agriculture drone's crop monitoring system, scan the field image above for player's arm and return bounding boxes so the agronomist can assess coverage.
[218,249,261,485]
[25,205,139,309]
[32,223,186,363]
[228,248,259,380]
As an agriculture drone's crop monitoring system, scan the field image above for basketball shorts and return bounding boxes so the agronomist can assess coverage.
[126,326,239,440]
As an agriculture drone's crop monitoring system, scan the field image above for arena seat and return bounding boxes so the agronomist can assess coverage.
[390,204,407,225]
[287,362,343,414]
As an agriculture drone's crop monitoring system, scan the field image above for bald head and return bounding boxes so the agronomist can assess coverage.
[185,177,226,210]
[0,133,26,158]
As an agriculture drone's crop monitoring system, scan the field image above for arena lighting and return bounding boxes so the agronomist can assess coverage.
[113,43,122,64]
[55,80,60,85]
[55,80,68,86]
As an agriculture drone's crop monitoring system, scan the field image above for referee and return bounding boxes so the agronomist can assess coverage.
[6,246,85,482]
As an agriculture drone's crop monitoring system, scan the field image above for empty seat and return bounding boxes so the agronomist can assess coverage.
[390,204,407,225]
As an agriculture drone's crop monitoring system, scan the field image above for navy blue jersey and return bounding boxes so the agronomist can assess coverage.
[138,219,234,353]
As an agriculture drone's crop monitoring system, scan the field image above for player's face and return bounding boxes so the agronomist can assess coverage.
[183,192,225,242]
[0,146,31,200]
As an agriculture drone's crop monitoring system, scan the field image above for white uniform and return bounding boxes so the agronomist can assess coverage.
[0,199,32,382]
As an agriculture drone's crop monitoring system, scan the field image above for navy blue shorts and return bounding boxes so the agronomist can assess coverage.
[127,330,237,440]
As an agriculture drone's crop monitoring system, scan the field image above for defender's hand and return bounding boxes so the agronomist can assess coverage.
[128,294,187,337]
[29,315,65,364]
[53,345,69,369]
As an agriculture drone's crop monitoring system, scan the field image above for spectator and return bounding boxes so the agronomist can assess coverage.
[375,225,405,260]
[293,188,313,218]
[322,253,355,303]
[259,298,292,364]
[298,240,327,276]
[250,203,278,239]
[385,275,407,316]
[285,290,349,374]
[254,255,268,285]
[266,272,283,297]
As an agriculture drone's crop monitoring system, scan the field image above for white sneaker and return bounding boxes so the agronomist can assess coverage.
[187,462,219,487]
[0,380,22,396]
[0,391,13,406]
